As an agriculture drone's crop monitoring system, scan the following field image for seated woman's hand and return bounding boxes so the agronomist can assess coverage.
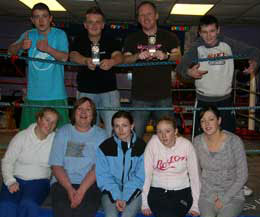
[189,210,200,216]
[66,186,77,208]
[72,188,85,208]
[215,197,223,209]
[142,208,152,216]
[8,182,20,193]
[116,200,126,212]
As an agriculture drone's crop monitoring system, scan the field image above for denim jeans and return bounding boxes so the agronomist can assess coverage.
[131,97,173,138]
[101,193,141,217]
[199,198,244,217]
[77,90,120,136]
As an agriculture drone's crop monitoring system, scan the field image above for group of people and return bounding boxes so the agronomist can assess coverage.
[2,0,259,217]
[6,1,182,138]
[0,99,248,217]
[7,1,260,139]
[7,1,260,138]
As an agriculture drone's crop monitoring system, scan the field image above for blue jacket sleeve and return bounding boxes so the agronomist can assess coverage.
[96,147,122,201]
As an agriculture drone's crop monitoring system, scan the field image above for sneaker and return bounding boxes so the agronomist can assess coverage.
[243,185,253,196]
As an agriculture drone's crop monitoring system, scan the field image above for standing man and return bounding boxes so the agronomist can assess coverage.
[70,7,123,136]
[8,3,69,129]
[123,1,181,138]
[176,15,260,136]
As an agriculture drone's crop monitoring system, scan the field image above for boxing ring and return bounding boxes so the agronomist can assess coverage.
[1,53,260,216]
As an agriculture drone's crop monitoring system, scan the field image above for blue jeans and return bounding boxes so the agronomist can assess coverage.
[131,98,173,138]
[0,177,50,217]
[199,198,244,217]
[101,193,141,217]
[77,90,120,136]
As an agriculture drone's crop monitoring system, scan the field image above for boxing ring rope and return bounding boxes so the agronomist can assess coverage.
[0,53,251,67]
[1,101,260,112]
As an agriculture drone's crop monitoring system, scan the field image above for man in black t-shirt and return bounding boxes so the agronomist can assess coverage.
[123,1,181,138]
[70,7,123,136]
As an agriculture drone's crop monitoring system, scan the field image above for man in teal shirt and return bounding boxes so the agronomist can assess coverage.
[8,3,69,129]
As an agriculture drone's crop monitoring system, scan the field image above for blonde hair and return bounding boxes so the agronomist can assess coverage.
[156,115,180,136]
[35,107,59,121]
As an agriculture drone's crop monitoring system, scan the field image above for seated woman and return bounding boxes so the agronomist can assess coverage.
[142,115,200,217]
[49,97,107,217]
[193,105,248,217]
[96,111,146,217]
[0,107,59,217]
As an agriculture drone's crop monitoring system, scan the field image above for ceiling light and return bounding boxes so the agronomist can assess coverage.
[19,0,66,11]
[171,4,214,16]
